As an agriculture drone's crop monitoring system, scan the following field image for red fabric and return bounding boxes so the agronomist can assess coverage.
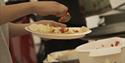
[10,35,37,63]
[9,16,37,63]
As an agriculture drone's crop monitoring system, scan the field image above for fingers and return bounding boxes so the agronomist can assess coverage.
[32,1,68,16]
[46,20,67,27]
[44,1,68,16]
[54,4,68,17]
[58,12,71,23]
[51,21,67,27]
[36,20,67,27]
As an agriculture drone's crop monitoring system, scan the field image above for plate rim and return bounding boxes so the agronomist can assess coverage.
[25,27,91,36]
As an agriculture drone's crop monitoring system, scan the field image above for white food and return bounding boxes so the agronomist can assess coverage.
[27,24,89,34]
[28,24,53,33]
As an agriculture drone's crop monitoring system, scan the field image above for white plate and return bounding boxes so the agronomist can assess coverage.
[25,27,91,39]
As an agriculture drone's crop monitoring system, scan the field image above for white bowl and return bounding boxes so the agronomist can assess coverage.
[75,37,125,63]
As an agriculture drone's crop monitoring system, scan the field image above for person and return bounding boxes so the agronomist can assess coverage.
[0,0,68,63]
[36,0,88,62]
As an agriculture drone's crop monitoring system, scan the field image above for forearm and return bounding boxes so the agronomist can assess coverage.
[0,2,33,24]
[9,23,30,37]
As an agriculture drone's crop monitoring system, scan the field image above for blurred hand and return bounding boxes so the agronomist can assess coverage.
[58,12,71,23]
[32,1,68,17]
[35,20,67,27]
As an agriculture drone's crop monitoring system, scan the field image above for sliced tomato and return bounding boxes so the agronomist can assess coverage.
[59,27,65,33]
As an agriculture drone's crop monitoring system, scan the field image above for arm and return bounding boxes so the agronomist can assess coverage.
[0,2,33,24]
[0,1,68,25]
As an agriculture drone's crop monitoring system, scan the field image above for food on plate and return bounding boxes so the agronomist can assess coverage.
[44,50,78,62]
[27,24,54,33]
[27,24,89,34]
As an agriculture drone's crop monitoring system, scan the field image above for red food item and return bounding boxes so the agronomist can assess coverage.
[115,41,120,46]
[59,27,65,33]
[59,16,65,22]
[59,12,68,23]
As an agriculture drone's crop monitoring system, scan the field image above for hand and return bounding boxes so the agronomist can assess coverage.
[58,12,71,23]
[32,1,68,17]
[35,20,67,27]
